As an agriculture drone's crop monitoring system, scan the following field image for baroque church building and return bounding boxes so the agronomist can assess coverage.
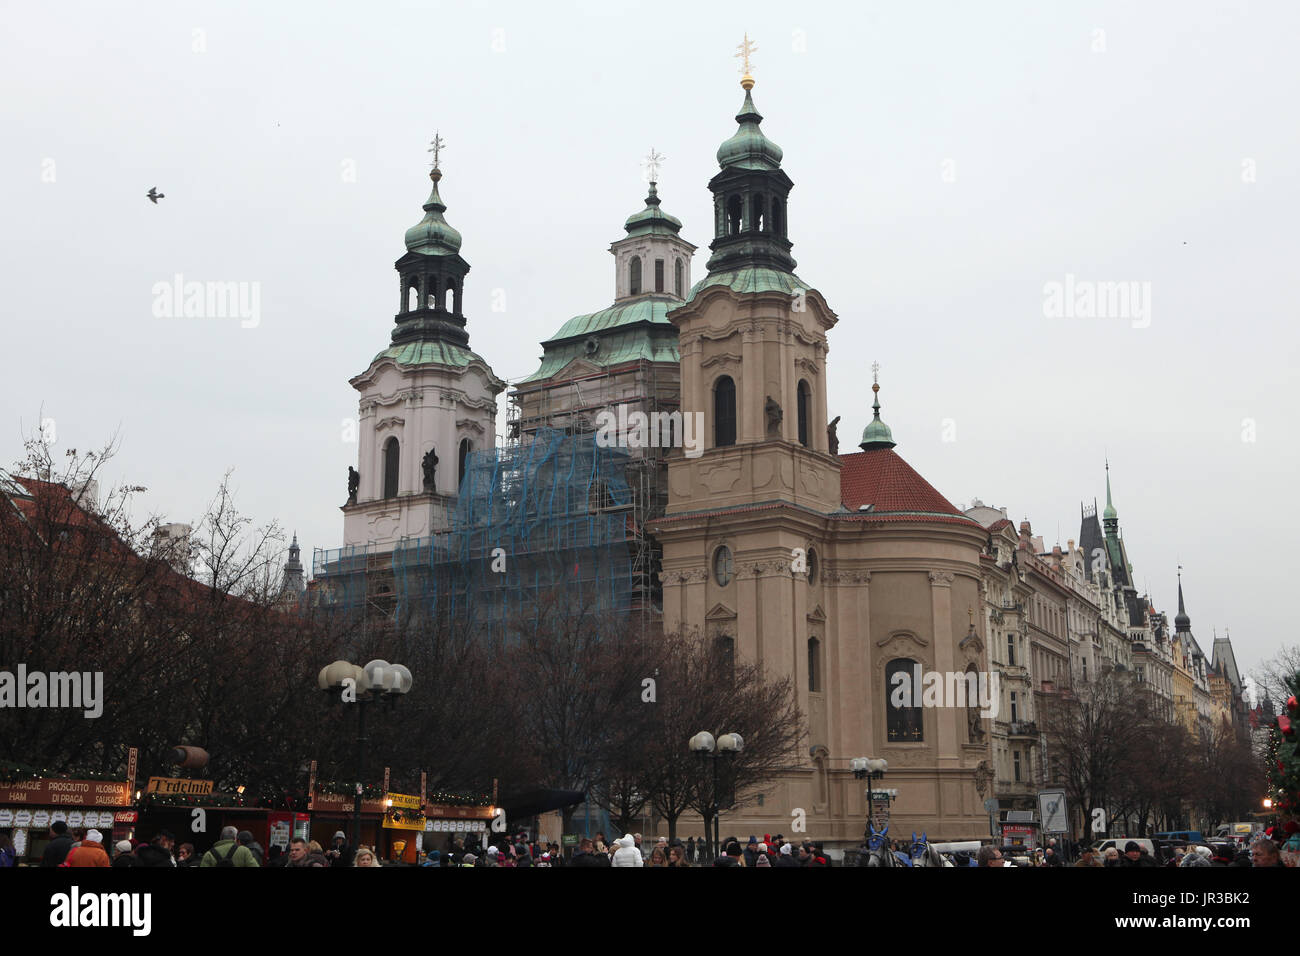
[650,69,992,843]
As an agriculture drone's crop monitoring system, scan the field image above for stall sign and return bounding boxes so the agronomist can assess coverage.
[0,809,12,827]
[67,811,84,828]
[14,810,32,827]
[32,810,50,828]
[146,777,213,796]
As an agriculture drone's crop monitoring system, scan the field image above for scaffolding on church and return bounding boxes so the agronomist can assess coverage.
[312,358,672,638]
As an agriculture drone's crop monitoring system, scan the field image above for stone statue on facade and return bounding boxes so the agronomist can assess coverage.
[827,416,841,455]
[347,466,360,504]
[422,448,438,492]
[765,396,782,437]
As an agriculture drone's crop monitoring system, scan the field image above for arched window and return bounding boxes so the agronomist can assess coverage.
[654,258,664,293]
[797,379,811,447]
[965,665,983,742]
[886,657,924,742]
[808,637,821,692]
[713,376,736,447]
[674,258,683,297]
[443,283,453,312]
[726,195,743,235]
[751,193,765,232]
[425,276,438,310]
[714,634,735,681]
[383,437,400,499]
[629,256,642,296]
[406,282,418,313]
[458,438,472,487]
[772,198,784,237]
[712,545,733,587]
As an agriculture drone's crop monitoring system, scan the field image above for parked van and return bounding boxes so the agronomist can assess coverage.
[1092,837,1156,858]
[1154,830,1203,843]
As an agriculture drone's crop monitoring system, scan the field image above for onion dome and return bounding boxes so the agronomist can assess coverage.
[859,373,896,451]
[716,77,784,171]
[624,182,684,237]
[404,168,462,255]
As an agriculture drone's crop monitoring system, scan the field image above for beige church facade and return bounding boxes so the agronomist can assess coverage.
[648,71,993,846]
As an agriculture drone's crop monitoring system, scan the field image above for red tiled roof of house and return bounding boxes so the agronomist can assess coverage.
[988,518,1014,532]
[838,448,971,522]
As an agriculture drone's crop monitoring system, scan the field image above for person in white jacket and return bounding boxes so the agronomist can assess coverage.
[612,834,644,867]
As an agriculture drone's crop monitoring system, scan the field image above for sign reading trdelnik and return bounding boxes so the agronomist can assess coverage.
[145,777,214,795]
[0,778,132,807]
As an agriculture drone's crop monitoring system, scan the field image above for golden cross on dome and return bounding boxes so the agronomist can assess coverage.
[427,131,446,170]
[871,361,880,384]
[645,148,665,182]
[735,32,757,76]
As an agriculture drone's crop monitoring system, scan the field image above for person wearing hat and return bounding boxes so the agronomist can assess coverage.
[65,829,111,867]
[461,852,478,867]
[744,836,759,868]
[612,834,644,867]
[1072,845,1102,867]
[325,830,354,868]
[111,840,137,868]
[421,849,442,867]
[1120,841,1159,867]
[775,843,798,867]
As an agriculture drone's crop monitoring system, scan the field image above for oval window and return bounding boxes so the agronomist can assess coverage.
[713,546,734,587]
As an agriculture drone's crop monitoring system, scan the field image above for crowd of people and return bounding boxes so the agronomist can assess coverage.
[4,820,1291,868]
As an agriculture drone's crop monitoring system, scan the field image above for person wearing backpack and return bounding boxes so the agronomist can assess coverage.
[199,826,260,867]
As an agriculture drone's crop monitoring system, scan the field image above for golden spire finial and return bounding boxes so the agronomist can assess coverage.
[735,32,757,89]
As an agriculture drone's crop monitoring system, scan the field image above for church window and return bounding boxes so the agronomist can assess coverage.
[726,195,742,236]
[886,658,924,742]
[443,283,453,311]
[629,256,642,295]
[654,259,664,293]
[383,437,400,499]
[458,438,472,488]
[714,376,736,447]
[406,282,419,313]
[713,545,733,587]
[751,193,765,232]
[714,634,735,683]
[797,379,811,447]
[426,276,438,309]
[674,258,683,297]
[808,637,821,692]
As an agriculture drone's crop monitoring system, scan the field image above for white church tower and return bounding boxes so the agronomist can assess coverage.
[342,137,504,550]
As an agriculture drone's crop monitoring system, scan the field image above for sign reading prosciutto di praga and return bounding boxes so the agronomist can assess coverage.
[0,778,132,806]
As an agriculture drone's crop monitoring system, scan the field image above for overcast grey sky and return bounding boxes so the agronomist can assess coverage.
[3,1,1295,678]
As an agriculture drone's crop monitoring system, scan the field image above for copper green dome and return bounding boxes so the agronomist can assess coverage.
[624,182,683,237]
[716,89,783,171]
[404,169,462,255]
[859,380,896,451]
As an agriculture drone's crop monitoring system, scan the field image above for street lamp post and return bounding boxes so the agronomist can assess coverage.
[318,658,412,851]
[850,757,892,840]
[690,731,743,860]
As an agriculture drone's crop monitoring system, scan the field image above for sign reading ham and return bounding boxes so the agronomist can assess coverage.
[0,778,132,807]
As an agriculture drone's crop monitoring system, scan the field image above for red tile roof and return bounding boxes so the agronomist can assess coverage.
[838,449,969,520]
[653,449,980,528]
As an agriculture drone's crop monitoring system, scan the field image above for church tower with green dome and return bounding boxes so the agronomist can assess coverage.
[342,138,504,553]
